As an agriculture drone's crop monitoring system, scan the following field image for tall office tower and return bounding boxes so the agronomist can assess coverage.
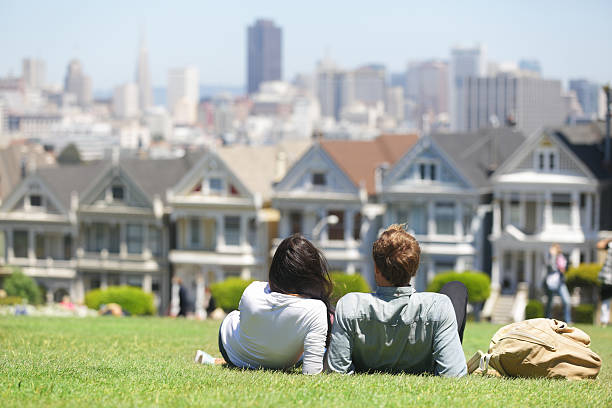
[316,58,354,121]
[167,66,199,125]
[353,64,386,106]
[569,79,601,119]
[455,74,564,135]
[404,60,449,129]
[64,59,92,107]
[112,83,140,119]
[385,86,405,123]
[449,45,487,131]
[22,58,46,89]
[247,19,282,94]
[519,59,542,77]
[136,35,153,112]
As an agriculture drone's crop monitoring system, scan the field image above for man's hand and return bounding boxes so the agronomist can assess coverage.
[597,238,612,250]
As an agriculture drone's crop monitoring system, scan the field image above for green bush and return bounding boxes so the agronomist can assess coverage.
[3,269,42,304]
[525,299,544,319]
[572,304,595,324]
[427,270,491,303]
[85,286,154,315]
[330,272,371,305]
[0,296,24,305]
[210,278,254,312]
[566,263,602,291]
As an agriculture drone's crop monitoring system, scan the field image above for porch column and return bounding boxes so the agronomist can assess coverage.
[543,191,552,230]
[503,193,511,229]
[427,200,435,236]
[491,246,501,290]
[318,208,328,242]
[6,227,14,262]
[240,267,251,280]
[75,273,85,303]
[427,259,435,286]
[571,191,580,231]
[493,198,501,236]
[455,202,463,238]
[195,271,205,319]
[119,221,127,258]
[170,281,180,317]
[585,194,593,233]
[143,273,152,293]
[519,193,526,230]
[279,210,289,238]
[594,194,600,233]
[570,248,581,268]
[100,272,108,289]
[345,209,355,244]
[216,215,225,248]
[524,250,533,285]
[510,250,518,290]
[27,229,35,261]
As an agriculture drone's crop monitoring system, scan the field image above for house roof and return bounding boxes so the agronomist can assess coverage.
[216,140,311,202]
[0,143,56,203]
[554,128,612,181]
[320,133,419,194]
[430,128,526,188]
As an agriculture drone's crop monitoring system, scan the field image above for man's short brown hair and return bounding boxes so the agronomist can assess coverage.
[372,224,421,286]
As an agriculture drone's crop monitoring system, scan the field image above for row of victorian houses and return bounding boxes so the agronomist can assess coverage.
[1,123,611,320]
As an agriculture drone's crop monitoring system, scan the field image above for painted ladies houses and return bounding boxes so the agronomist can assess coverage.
[272,134,418,284]
[167,142,309,317]
[380,129,525,291]
[489,126,612,303]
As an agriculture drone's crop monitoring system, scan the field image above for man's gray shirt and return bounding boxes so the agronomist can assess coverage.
[326,286,467,377]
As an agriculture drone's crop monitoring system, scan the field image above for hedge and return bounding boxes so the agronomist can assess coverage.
[565,263,602,291]
[3,268,42,304]
[572,304,595,324]
[85,286,155,315]
[525,299,544,319]
[210,278,254,312]
[427,270,491,303]
[330,272,371,305]
[0,296,24,305]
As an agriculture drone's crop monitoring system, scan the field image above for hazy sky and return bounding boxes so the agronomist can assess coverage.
[2,0,611,91]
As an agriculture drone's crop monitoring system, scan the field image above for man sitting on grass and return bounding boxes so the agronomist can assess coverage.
[326,224,468,377]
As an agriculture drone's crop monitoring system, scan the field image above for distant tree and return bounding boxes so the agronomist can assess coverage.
[3,268,42,304]
[57,143,82,164]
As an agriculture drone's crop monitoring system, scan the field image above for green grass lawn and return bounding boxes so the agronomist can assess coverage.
[1,317,611,407]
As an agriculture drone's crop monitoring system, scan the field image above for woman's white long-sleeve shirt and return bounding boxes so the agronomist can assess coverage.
[219,281,328,374]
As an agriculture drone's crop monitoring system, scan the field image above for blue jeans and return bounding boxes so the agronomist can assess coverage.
[545,283,572,323]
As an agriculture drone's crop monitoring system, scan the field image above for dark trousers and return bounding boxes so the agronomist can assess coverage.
[439,281,468,343]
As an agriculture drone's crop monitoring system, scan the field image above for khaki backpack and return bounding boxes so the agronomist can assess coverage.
[467,318,601,380]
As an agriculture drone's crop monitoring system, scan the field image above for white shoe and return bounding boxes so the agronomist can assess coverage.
[194,350,216,365]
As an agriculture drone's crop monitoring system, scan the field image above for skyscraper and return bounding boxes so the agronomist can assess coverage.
[22,58,46,89]
[569,79,601,119]
[136,34,153,112]
[449,45,487,131]
[113,83,139,119]
[247,19,282,94]
[64,59,92,108]
[167,66,199,125]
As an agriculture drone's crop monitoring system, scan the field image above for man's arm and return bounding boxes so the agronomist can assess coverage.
[597,238,612,250]
[325,298,355,374]
[432,296,467,377]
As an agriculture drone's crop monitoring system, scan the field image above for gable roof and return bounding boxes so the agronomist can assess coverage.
[0,143,56,203]
[431,128,525,188]
[554,128,612,180]
[320,133,419,194]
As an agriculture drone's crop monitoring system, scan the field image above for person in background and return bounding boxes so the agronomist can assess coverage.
[544,243,572,324]
[597,238,612,327]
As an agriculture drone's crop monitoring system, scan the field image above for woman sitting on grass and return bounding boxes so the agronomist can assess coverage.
[195,234,333,374]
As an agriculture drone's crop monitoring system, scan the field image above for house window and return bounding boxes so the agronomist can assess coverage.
[552,193,571,225]
[248,218,257,247]
[63,234,72,260]
[13,230,28,258]
[149,226,161,256]
[35,234,45,259]
[549,153,555,170]
[327,210,344,241]
[435,261,456,274]
[224,216,241,246]
[190,218,201,248]
[417,161,438,181]
[435,202,455,235]
[534,148,558,172]
[312,172,326,186]
[289,211,303,235]
[127,224,143,254]
[538,153,545,170]
[126,275,143,288]
[419,163,426,180]
[353,212,362,240]
[109,225,120,254]
[209,178,224,195]
[510,199,521,227]
[29,195,42,207]
[408,203,427,235]
[112,186,124,201]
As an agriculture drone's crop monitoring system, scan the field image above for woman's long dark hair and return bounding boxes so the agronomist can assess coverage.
[269,234,334,345]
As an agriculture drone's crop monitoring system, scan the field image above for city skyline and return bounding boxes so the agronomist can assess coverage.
[2,0,611,92]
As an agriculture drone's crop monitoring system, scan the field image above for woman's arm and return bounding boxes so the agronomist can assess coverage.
[302,306,328,375]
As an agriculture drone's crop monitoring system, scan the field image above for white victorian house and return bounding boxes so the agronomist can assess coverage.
[272,134,418,284]
[489,128,608,296]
